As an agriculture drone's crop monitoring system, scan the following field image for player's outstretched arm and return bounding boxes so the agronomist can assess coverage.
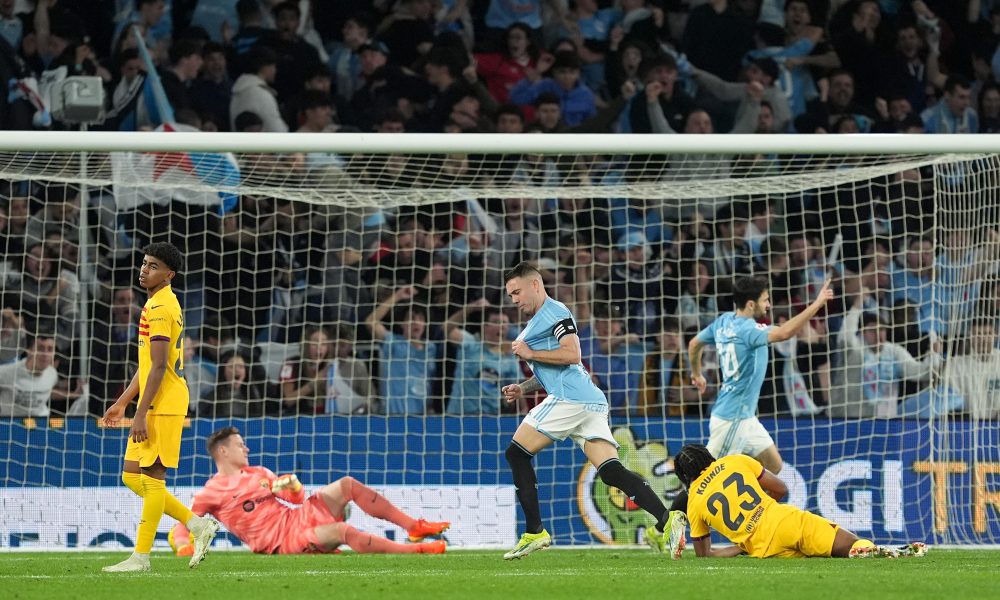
[767,278,834,343]
[693,536,745,558]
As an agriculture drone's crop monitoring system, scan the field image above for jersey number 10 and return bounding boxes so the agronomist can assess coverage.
[718,342,741,381]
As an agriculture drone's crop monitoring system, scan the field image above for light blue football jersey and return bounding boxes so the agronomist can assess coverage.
[516,298,607,405]
[696,312,772,420]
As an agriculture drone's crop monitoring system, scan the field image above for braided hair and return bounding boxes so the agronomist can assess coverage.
[673,444,717,488]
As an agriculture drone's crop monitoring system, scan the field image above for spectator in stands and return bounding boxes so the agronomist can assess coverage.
[891,234,943,336]
[0,303,24,363]
[349,40,432,132]
[475,23,540,105]
[578,301,647,415]
[15,241,78,345]
[605,35,648,101]
[89,286,139,411]
[830,0,887,107]
[378,0,436,70]
[0,0,29,51]
[322,325,373,414]
[374,107,408,133]
[418,46,475,132]
[881,20,937,115]
[627,53,693,134]
[328,13,371,105]
[445,301,521,414]
[539,197,611,249]
[279,325,333,415]
[200,350,263,418]
[692,57,790,133]
[314,231,373,326]
[364,285,438,414]
[0,196,27,262]
[683,0,755,82]
[922,75,979,133]
[229,0,275,57]
[364,217,435,290]
[230,45,288,132]
[233,110,263,133]
[770,303,832,414]
[528,91,564,131]
[113,0,171,65]
[831,294,940,418]
[495,103,526,132]
[638,316,710,416]
[509,50,596,127]
[190,41,231,131]
[598,231,676,337]
[295,91,338,133]
[795,69,873,133]
[486,196,543,272]
[708,202,754,277]
[482,0,555,49]
[944,318,1000,420]
[978,82,1000,133]
[677,259,719,332]
[0,329,57,417]
[159,38,203,113]
[559,0,622,93]
[267,1,322,103]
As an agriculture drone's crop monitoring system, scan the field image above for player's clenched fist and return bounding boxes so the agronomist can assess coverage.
[501,384,523,404]
[271,473,302,493]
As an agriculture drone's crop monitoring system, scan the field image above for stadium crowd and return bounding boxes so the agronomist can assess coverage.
[1,0,1000,420]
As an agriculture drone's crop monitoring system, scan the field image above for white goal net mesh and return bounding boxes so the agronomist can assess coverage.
[1,138,998,550]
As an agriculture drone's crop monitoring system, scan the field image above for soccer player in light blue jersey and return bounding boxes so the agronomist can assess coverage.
[499,262,674,560]
[661,274,834,559]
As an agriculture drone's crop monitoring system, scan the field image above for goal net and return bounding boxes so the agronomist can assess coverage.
[1,133,998,551]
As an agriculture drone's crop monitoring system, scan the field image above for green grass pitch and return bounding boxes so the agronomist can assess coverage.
[3,549,998,600]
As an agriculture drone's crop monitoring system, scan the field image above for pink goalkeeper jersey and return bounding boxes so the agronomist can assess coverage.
[190,466,306,554]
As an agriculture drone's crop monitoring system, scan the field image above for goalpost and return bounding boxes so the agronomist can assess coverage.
[0,132,998,551]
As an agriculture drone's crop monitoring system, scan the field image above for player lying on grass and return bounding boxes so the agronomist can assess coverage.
[671,444,928,559]
[169,426,449,555]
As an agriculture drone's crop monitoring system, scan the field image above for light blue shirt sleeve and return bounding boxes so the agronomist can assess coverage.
[745,322,771,348]
[696,319,717,344]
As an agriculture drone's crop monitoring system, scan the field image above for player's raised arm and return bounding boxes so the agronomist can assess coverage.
[767,278,834,343]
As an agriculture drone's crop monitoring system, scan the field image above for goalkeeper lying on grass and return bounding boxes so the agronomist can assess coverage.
[170,426,449,556]
[668,444,928,559]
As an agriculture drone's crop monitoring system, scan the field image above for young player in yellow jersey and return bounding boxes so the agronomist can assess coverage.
[101,243,219,573]
[671,444,928,559]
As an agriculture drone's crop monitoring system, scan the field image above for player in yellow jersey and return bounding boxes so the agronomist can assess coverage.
[671,444,928,559]
[101,243,219,573]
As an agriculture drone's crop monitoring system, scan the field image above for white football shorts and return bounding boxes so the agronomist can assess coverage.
[523,395,619,450]
[706,414,776,458]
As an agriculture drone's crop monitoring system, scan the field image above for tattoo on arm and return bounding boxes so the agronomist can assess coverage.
[519,377,542,393]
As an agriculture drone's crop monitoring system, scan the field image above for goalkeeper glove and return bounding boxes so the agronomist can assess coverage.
[271,473,302,493]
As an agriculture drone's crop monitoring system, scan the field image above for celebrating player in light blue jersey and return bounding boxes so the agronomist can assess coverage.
[661,275,834,559]
[499,262,675,560]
